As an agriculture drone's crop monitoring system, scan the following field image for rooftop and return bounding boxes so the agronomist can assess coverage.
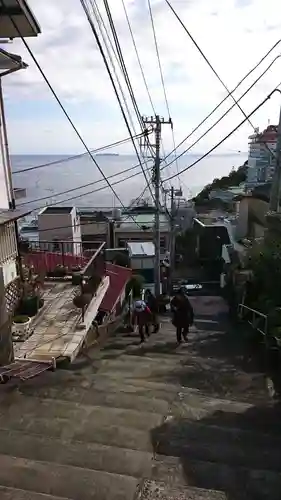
[115,213,169,231]
[0,0,41,38]
[40,206,74,215]
[99,263,132,313]
[0,207,31,225]
[127,241,155,257]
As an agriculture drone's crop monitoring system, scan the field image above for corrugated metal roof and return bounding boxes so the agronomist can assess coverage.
[127,241,155,257]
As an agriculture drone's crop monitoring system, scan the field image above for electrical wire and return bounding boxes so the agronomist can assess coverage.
[165,0,277,164]
[161,55,281,172]
[17,159,154,208]
[120,0,171,188]
[4,2,144,231]
[81,0,155,204]
[13,130,150,175]
[121,0,155,115]
[163,87,281,182]
[101,0,156,181]
[87,0,139,138]
[19,163,153,214]
[163,39,281,162]
[147,0,180,184]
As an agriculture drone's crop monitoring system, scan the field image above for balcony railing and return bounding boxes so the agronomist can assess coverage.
[19,239,105,276]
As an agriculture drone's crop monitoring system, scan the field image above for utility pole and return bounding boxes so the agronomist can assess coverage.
[163,186,182,292]
[170,186,175,288]
[142,115,172,297]
[269,105,281,212]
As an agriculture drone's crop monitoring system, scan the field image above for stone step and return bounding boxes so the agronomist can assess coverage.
[1,406,281,469]
[0,429,154,480]
[18,371,195,403]
[18,369,269,410]
[0,415,152,452]
[152,455,281,500]
[1,426,280,493]
[153,418,281,470]
[139,480,227,500]
[3,385,268,432]
[0,454,138,500]
[0,486,73,500]
[0,394,163,432]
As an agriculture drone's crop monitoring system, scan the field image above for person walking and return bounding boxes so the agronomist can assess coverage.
[132,298,151,343]
[144,289,160,333]
[170,288,194,344]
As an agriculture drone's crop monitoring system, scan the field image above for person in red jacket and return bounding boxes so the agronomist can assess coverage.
[132,298,151,343]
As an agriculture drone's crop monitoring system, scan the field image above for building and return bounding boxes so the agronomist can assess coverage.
[114,213,170,257]
[0,1,41,363]
[246,125,277,189]
[38,206,82,255]
[79,209,110,247]
[127,241,155,283]
[174,199,195,231]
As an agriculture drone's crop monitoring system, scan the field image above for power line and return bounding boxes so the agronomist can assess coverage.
[13,130,150,175]
[20,215,170,236]
[21,163,153,214]
[81,0,155,204]
[164,39,281,162]
[5,4,144,231]
[121,0,155,116]
[101,0,156,170]
[162,55,281,172]
[17,158,154,208]
[165,0,277,164]
[147,0,180,183]
[163,88,281,182]
[88,0,140,137]
[120,0,170,186]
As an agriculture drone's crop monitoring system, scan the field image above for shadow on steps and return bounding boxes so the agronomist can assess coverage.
[150,401,281,500]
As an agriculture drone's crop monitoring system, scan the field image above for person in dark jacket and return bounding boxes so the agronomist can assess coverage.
[170,288,194,344]
[144,289,160,333]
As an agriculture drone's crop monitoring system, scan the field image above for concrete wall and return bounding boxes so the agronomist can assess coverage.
[236,196,268,239]
[38,213,73,241]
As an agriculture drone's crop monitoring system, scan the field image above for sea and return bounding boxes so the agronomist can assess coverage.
[11,152,247,216]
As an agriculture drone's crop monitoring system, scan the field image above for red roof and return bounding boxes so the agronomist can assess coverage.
[100,263,132,313]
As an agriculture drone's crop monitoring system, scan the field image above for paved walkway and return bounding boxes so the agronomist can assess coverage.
[0,295,280,499]
[14,277,109,362]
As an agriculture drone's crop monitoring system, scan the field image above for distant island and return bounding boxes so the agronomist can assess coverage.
[96,153,119,157]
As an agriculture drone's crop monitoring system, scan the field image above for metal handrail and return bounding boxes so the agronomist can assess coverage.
[238,302,268,337]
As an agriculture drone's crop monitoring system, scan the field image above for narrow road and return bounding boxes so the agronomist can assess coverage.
[0,295,280,499]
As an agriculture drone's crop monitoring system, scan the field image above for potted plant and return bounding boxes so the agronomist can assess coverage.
[53,264,68,277]
[73,292,92,309]
[18,267,45,317]
[72,271,83,286]
[13,315,31,336]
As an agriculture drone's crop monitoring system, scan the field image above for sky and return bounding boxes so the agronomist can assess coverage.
[2,0,281,155]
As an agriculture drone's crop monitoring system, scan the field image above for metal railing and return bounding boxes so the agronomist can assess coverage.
[238,303,268,338]
[19,239,105,274]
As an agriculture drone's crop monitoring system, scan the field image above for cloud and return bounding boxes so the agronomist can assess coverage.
[1,0,281,156]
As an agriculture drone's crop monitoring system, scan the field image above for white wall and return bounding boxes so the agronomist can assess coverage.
[1,259,17,286]
[0,90,10,209]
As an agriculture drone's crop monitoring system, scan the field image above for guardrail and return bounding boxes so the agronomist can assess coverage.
[238,303,268,338]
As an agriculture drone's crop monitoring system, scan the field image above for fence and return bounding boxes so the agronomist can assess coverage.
[238,303,268,337]
[20,239,104,274]
[4,277,22,316]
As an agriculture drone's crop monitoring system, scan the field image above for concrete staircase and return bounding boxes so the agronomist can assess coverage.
[0,297,280,499]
